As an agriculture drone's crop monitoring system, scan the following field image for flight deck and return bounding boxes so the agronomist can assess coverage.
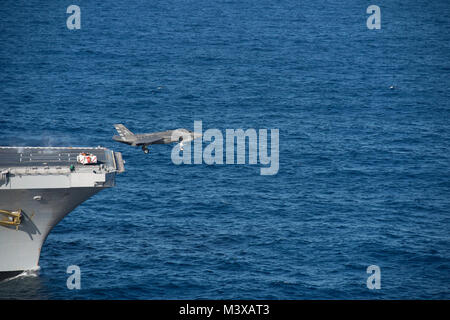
[0,147,110,168]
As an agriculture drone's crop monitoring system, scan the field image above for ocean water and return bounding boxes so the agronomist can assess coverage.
[0,0,449,299]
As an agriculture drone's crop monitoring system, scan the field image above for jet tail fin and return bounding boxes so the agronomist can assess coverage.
[114,124,135,138]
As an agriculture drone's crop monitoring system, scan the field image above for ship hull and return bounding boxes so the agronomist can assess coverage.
[0,146,124,277]
[0,187,103,272]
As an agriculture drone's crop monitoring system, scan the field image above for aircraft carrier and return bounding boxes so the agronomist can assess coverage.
[0,146,124,280]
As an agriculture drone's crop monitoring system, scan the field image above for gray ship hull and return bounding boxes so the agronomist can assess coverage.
[0,147,124,276]
[0,187,101,272]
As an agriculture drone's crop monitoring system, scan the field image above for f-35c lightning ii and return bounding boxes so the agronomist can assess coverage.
[113,124,202,154]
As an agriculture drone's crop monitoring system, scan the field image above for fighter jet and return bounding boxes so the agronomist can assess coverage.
[112,124,202,154]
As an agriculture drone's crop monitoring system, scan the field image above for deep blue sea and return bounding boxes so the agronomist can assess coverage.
[0,0,449,299]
